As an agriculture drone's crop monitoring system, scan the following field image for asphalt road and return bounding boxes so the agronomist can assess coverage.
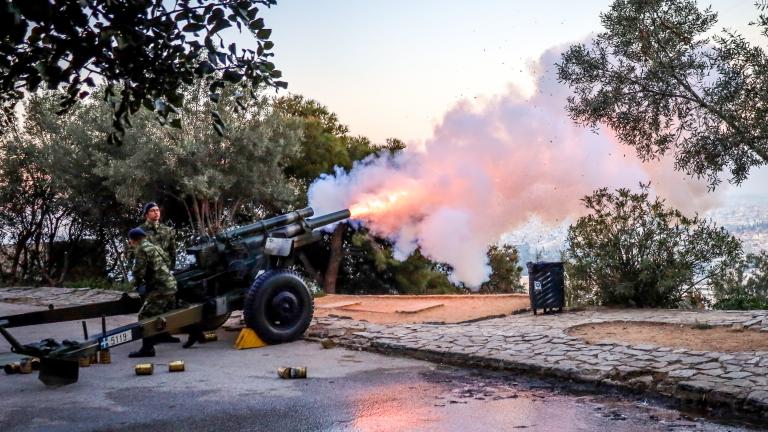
[0,302,762,432]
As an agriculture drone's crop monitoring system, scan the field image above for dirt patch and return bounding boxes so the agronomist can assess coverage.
[314,294,530,324]
[567,321,768,352]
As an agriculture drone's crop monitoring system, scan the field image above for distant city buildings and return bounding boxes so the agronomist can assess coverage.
[704,195,768,254]
[503,195,768,274]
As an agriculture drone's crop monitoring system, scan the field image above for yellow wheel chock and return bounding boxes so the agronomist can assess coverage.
[234,328,267,349]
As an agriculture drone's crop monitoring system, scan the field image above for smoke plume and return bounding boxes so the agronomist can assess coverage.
[308,46,721,287]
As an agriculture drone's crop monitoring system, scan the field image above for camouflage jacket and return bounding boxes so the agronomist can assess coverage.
[132,239,177,296]
[139,221,177,269]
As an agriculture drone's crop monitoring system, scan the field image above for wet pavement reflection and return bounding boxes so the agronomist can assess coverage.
[347,367,763,432]
[0,323,762,432]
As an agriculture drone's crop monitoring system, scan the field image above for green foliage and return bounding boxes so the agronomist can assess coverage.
[39,100,137,281]
[338,240,524,295]
[273,95,409,191]
[1,0,285,141]
[710,251,768,310]
[480,244,525,293]
[273,95,353,186]
[273,94,350,137]
[1,87,489,295]
[0,95,120,285]
[557,0,768,187]
[274,95,380,190]
[63,82,305,236]
[565,184,742,308]
[334,230,458,294]
[1,84,304,284]
[270,96,436,295]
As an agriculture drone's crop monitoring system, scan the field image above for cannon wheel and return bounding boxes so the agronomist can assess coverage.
[243,269,314,344]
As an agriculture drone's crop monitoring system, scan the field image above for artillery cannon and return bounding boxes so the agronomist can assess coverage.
[0,207,350,386]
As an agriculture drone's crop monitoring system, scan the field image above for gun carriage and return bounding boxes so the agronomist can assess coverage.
[0,207,350,386]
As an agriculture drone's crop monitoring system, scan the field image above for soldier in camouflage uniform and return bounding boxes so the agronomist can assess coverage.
[139,202,178,269]
[134,203,183,344]
[127,227,178,358]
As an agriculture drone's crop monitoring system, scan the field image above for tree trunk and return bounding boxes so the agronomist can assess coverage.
[298,251,323,286]
[323,223,347,294]
[9,240,26,283]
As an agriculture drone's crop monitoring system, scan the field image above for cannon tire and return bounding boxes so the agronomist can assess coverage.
[243,269,314,344]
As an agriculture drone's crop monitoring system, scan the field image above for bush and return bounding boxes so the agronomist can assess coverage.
[565,185,742,308]
[335,230,459,295]
[710,251,768,310]
[479,244,525,293]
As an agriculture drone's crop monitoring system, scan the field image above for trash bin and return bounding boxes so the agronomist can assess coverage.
[526,261,565,315]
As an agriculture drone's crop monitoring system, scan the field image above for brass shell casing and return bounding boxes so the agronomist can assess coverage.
[29,358,40,371]
[168,361,185,372]
[98,350,112,364]
[89,353,98,365]
[204,332,218,342]
[18,359,33,374]
[134,363,154,375]
[277,366,307,379]
[4,362,20,374]
[78,357,91,368]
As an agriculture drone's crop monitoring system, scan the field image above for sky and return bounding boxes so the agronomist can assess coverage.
[252,0,767,200]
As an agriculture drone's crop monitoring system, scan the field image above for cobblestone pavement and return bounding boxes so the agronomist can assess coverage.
[308,309,768,421]
[2,287,766,421]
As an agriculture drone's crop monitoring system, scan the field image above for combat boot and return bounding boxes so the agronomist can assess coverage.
[128,338,156,358]
[182,329,206,349]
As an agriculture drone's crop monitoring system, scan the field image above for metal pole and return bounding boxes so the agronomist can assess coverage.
[0,326,23,352]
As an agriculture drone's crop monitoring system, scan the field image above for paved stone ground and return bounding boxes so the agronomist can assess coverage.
[307,309,768,422]
[2,287,767,421]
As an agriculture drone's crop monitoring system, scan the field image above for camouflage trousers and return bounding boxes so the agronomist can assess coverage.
[138,291,176,320]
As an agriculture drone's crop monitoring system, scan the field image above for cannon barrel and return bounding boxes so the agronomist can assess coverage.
[268,209,351,238]
[217,207,314,241]
[305,209,351,230]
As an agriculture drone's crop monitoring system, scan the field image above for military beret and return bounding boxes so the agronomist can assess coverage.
[142,202,159,216]
[128,227,147,240]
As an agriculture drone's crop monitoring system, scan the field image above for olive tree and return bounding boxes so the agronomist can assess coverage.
[68,82,305,236]
[480,244,525,294]
[557,0,768,187]
[1,0,285,140]
[565,184,742,307]
[0,94,119,284]
[0,84,305,286]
